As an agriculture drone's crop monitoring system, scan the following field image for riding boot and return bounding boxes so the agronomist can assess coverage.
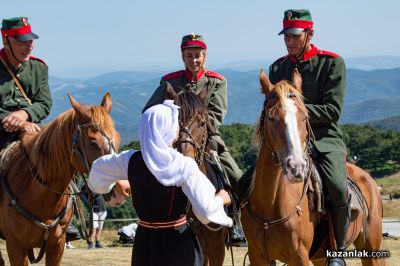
[327,205,350,266]
[227,220,246,246]
[226,204,246,246]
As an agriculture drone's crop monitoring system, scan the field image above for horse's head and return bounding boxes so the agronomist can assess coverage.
[164,82,211,166]
[69,92,121,173]
[257,69,309,182]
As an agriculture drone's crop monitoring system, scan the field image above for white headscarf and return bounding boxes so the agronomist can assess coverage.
[140,100,199,186]
[139,100,233,227]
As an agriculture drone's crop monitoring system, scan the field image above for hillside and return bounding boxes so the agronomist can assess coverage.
[367,116,400,131]
[46,67,400,143]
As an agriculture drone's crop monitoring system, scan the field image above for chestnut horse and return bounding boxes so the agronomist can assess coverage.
[0,93,120,266]
[166,84,228,266]
[241,69,383,266]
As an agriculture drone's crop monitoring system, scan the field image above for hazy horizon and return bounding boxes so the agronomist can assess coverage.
[3,0,400,78]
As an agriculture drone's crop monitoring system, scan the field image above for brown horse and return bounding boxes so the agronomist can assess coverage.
[0,93,120,266]
[241,69,383,266]
[167,85,228,266]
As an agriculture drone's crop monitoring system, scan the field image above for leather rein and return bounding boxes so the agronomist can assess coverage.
[174,112,209,167]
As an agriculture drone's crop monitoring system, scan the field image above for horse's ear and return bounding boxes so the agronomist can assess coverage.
[260,69,273,95]
[165,81,179,102]
[291,68,303,93]
[101,92,112,113]
[68,93,89,120]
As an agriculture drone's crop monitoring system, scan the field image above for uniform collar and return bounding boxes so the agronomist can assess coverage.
[184,68,205,82]
[289,44,318,62]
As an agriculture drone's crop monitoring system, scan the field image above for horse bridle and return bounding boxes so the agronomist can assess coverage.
[72,121,116,173]
[174,112,208,167]
[258,92,311,180]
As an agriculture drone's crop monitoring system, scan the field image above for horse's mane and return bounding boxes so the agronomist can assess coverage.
[176,91,208,125]
[253,80,307,148]
[5,105,116,184]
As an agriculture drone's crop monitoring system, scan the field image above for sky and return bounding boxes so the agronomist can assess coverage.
[2,0,400,78]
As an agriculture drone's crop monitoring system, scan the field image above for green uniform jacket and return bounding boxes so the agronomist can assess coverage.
[0,50,52,146]
[143,68,227,145]
[269,45,346,153]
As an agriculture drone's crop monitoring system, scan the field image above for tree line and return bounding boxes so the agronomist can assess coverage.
[107,123,400,222]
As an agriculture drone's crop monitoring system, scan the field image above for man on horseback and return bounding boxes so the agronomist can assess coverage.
[88,100,232,265]
[269,9,348,265]
[0,17,52,150]
[143,33,246,245]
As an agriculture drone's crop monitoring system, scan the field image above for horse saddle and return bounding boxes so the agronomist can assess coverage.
[307,166,365,222]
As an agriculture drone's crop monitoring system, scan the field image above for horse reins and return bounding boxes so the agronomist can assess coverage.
[175,113,209,167]
[246,165,311,265]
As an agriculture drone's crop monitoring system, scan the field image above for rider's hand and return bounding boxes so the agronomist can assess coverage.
[20,121,41,132]
[216,189,231,206]
[2,110,29,132]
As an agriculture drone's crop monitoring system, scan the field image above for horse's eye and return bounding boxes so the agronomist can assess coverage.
[89,140,99,149]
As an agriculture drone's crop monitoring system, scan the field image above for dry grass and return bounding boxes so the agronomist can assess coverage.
[1,173,399,265]
[0,230,398,265]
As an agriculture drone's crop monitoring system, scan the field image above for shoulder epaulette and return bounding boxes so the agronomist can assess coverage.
[272,55,289,64]
[317,50,339,59]
[205,70,225,81]
[29,56,47,66]
[163,70,184,81]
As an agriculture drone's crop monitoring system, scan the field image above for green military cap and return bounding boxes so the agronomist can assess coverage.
[278,9,313,35]
[1,17,39,41]
[180,33,207,50]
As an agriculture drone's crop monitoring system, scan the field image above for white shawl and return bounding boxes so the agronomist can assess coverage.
[139,100,232,227]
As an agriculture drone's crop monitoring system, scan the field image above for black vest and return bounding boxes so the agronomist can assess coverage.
[128,151,188,222]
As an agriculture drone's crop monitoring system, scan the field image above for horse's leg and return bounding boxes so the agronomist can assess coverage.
[45,239,66,266]
[287,246,310,266]
[209,233,225,266]
[311,258,327,266]
[247,242,269,266]
[5,236,28,266]
[353,219,383,266]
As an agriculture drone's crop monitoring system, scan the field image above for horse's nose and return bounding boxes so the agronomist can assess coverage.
[286,156,306,182]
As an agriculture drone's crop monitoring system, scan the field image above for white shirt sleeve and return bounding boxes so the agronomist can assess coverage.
[88,150,136,194]
[179,157,233,227]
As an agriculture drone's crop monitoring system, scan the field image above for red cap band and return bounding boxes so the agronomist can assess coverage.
[1,25,32,37]
[181,40,207,50]
[283,20,313,30]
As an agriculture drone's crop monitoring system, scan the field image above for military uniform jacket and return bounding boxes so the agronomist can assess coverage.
[269,45,346,153]
[143,68,227,145]
[0,49,52,129]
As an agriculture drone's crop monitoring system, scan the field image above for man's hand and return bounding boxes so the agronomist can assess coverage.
[2,110,29,132]
[216,189,231,206]
[20,121,41,132]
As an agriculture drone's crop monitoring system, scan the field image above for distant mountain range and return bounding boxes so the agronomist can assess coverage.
[367,116,400,131]
[46,65,400,143]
